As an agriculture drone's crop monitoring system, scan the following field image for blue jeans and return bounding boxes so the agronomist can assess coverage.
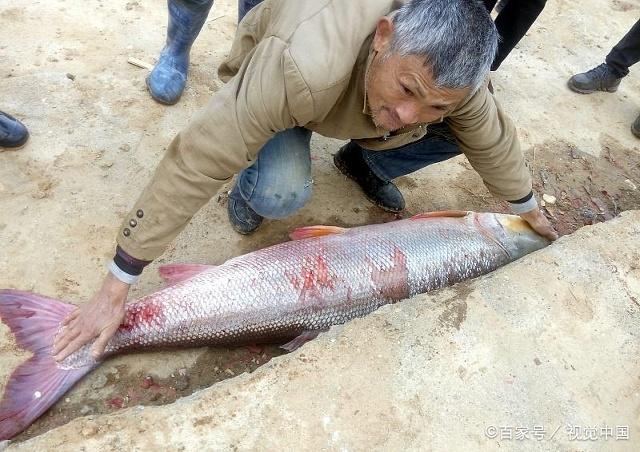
[235,123,461,218]
[238,0,263,21]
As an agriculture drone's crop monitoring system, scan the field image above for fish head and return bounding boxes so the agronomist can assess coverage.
[475,212,551,260]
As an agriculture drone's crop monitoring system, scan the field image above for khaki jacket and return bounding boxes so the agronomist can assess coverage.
[117,0,532,261]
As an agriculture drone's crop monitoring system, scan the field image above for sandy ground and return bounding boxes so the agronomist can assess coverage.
[0,0,639,444]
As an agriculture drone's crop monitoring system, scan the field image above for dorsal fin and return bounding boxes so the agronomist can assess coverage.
[158,264,214,285]
[289,225,347,241]
[410,210,469,220]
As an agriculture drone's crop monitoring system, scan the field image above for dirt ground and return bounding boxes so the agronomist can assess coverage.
[1,0,639,444]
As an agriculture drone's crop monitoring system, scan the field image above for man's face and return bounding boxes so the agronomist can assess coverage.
[367,17,471,132]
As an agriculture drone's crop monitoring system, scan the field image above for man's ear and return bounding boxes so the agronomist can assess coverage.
[372,16,394,53]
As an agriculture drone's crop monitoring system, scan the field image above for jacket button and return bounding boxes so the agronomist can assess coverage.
[129,219,137,228]
[123,228,131,237]
[136,209,144,218]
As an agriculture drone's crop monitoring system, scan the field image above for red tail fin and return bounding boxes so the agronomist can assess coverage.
[0,290,95,440]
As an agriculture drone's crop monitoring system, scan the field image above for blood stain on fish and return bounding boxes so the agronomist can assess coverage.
[286,254,336,307]
[120,302,164,331]
[369,247,410,302]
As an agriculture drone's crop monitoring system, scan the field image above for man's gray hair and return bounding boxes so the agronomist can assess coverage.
[390,0,498,92]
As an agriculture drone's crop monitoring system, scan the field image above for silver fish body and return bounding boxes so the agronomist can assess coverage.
[0,211,550,439]
[61,211,549,369]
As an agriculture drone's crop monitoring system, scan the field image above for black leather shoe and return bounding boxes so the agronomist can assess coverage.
[0,111,29,148]
[567,63,622,94]
[227,184,264,234]
[333,142,405,212]
[632,114,640,139]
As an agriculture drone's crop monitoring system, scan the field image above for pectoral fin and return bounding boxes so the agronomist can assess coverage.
[280,330,324,352]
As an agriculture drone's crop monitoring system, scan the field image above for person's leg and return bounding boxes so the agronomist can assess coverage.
[334,122,461,212]
[495,0,510,14]
[147,0,214,105]
[228,127,313,234]
[482,0,498,12]
[364,123,462,180]
[567,20,640,94]
[0,111,29,148]
[605,19,640,78]
[491,0,547,70]
[238,0,263,22]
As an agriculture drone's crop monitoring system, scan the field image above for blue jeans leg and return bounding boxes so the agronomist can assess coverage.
[360,122,462,181]
[238,0,263,21]
[236,127,313,219]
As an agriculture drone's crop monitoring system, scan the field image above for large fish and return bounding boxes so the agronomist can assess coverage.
[0,211,549,439]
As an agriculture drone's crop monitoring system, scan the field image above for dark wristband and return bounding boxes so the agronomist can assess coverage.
[508,191,533,204]
[113,246,151,276]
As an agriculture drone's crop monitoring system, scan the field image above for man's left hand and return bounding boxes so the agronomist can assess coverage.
[519,208,558,241]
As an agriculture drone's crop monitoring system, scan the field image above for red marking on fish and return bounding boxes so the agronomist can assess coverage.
[369,247,409,302]
[287,254,336,307]
[120,301,164,332]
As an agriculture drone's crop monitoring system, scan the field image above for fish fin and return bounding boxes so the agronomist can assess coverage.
[158,264,214,285]
[289,226,347,241]
[280,330,322,352]
[0,290,94,440]
[410,210,469,220]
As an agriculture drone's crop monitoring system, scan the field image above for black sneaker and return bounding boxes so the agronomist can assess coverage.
[632,114,640,139]
[333,142,405,213]
[567,63,622,94]
[0,111,29,148]
[227,184,264,235]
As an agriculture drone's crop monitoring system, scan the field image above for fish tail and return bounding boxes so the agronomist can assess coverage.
[0,290,92,440]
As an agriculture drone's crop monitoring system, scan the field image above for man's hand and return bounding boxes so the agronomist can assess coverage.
[519,208,559,241]
[53,273,130,362]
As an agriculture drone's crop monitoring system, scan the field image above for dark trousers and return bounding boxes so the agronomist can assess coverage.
[483,0,547,70]
[360,123,460,181]
[606,19,640,78]
[238,0,263,21]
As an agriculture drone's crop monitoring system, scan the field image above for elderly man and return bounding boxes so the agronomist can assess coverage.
[54,0,557,361]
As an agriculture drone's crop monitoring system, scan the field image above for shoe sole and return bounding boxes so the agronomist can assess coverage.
[567,80,619,94]
[227,197,264,235]
[231,225,260,235]
[146,76,182,106]
[333,152,403,214]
